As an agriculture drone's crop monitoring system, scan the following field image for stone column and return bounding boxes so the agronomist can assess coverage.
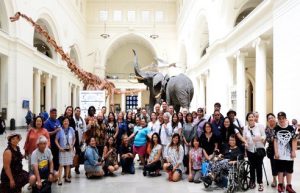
[77,86,81,107]
[199,75,206,108]
[121,89,126,112]
[138,91,142,107]
[68,83,72,106]
[51,76,57,108]
[235,50,248,125]
[34,70,42,114]
[72,85,77,107]
[253,38,268,124]
[45,74,52,112]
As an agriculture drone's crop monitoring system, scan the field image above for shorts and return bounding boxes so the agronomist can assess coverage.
[133,145,146,156]
[276,160,294,173]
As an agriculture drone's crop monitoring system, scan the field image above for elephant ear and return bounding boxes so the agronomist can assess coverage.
[153,73,164,87]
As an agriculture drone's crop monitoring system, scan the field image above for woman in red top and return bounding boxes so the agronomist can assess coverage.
[24,116,50,172]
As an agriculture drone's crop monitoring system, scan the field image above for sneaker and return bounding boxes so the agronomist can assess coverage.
[286,184,296,193]
[278,184,284,193]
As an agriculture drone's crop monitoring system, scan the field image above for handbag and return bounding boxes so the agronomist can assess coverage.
[255,148,266,158]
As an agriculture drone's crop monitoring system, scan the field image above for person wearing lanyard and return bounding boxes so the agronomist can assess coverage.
[243,112,266,192]
[73,107,87,174]
[55,117,75,185]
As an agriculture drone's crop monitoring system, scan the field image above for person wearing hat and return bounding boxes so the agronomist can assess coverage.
[30,135,58,190]
[0,133,35,193]
[227,109,244,131]
[207,102,224,123]
[274,112,297,193]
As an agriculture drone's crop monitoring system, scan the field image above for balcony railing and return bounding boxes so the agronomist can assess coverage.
[105,73,136,80]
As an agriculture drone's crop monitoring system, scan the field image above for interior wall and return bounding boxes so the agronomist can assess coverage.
[106,43,155,76]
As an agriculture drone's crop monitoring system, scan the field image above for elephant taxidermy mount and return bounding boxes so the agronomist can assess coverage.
[132,50,194,113]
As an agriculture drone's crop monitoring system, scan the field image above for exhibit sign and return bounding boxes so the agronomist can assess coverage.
[80,90,106,118]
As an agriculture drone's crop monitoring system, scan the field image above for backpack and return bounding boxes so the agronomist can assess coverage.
[0,118,6,135]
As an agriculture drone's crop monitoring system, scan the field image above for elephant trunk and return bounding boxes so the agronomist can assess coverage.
[132,49,146,80]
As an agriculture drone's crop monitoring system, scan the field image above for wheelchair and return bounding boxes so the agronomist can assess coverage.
[201,154,251,193]
[226,155,251,193]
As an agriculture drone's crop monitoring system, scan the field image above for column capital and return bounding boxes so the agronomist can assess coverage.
[234,50,248,58]
[34,69,43,76]
[252,37,270,48]
[202,69,209,77]
[45,74,52,79]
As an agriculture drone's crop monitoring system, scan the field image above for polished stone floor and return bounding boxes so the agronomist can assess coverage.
[0,129,299,193]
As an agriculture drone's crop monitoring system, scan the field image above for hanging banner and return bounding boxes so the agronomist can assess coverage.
[80,90,106,118]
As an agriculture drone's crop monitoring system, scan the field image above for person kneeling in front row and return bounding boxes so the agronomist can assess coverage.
[163,133,184,182]
[143,133,162,177]
[31,135,58,190]
[84,137,104,178]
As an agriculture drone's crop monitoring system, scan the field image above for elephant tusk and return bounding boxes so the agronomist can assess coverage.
[155,93,161,99]
[134,76,144,80]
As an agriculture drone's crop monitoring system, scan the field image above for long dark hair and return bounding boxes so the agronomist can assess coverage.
[64,106,73,117]
[170,133,181,151]
[150,133,161,149]
[126,111,134,124]
[177,112,184,125]
[186,113,193,123]
[105,136,116,148]
[171,113,179,129]
[107,112,117,128]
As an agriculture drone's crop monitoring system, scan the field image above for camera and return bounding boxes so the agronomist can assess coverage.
[64,145,70,151]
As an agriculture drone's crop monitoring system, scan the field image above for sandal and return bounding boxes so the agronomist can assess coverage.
[258,184,264,192]
[58,180,62,186]
[271,180,277,188]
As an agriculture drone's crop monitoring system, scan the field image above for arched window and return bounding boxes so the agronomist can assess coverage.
[33,19,57,59]
[0,1,9,33]
[234,7,255,26]
[70,47,80,66]
[34,39,53,58]
[201,43,209,57]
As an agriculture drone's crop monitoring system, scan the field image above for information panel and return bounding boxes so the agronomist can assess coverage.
[80,90,106,118]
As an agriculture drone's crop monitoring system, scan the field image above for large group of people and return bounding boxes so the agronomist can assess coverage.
[0,101,298,193]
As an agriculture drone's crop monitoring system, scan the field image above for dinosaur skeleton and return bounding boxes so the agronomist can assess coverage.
[10,12,145,109]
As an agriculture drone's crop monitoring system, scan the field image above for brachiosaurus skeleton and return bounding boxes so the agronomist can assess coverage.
[10,12,144,109]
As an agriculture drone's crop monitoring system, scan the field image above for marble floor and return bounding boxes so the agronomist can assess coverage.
[0,129,299,193]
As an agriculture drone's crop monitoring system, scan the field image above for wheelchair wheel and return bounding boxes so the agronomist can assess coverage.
[238,160,251,191]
